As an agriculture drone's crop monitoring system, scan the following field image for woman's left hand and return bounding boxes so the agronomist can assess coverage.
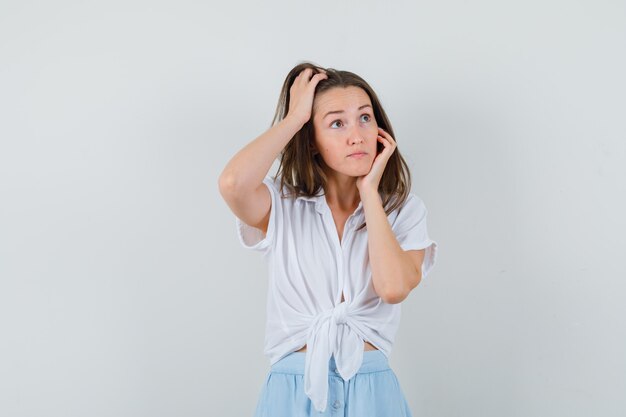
[356,127,397,194]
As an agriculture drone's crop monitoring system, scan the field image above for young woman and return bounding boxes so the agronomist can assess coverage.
[218,62,438,417]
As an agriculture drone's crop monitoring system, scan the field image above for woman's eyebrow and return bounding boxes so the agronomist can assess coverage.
[323,104,372,119]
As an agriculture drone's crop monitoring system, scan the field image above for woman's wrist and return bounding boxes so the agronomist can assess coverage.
[282,114,308,131]
[359,186,382,204]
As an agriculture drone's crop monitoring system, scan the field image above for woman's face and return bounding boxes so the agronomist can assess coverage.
[311,86,379,180]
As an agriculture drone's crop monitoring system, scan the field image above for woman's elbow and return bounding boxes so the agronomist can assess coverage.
[381,286,411,304]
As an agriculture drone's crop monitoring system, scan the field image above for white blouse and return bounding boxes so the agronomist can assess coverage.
[235,174,438,413]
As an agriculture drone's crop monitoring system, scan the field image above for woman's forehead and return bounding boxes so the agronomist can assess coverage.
[313,86,371,113]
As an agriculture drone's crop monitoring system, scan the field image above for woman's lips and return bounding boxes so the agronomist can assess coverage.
[348,152,367,158]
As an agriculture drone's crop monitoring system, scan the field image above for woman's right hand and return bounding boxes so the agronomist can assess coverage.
[287,68,328,126]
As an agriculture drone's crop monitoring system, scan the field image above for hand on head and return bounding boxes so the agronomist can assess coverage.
[287,68,328,126]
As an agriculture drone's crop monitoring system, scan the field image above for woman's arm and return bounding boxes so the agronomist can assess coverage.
[218,116,304,234]
[218,116,303,194]
[361,190,423,304]
[218,68,327,194]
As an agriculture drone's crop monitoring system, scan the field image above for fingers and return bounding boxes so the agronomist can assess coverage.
[290,71,327,104]
[310,71,328,86]
[296,68,327,85]
[377,127,396,143]
[286,68,328,123]
[377,128,397,154]
[295,68,313,84]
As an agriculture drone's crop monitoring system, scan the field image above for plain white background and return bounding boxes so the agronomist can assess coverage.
[1,1,625,416]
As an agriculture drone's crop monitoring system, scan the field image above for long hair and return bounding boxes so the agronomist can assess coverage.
[271,61,412,231]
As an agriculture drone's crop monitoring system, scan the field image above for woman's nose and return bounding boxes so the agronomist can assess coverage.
[348,126,364,144]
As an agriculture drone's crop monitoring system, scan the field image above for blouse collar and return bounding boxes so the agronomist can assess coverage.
[295,191,365,216]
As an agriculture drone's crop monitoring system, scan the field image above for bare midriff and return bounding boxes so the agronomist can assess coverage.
[295,341,378,352]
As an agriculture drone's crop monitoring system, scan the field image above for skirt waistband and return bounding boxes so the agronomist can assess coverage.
[270,350,390,375]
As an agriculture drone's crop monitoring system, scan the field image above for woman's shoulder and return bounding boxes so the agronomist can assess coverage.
[394,192,428,217]
[404,192,426,206]
[263,174,322,201]
[261,175,306,207]
[261,174,289,198]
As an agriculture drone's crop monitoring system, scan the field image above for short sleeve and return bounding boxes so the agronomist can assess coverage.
[234,175,280,254]
[392,194,438,279]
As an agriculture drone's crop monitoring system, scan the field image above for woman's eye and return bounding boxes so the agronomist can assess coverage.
[331,114,371,128]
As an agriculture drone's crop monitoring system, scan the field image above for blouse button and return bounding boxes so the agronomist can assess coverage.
[333,400,342,409]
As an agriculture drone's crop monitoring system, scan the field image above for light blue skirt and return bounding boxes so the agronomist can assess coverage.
[253,350,413,417]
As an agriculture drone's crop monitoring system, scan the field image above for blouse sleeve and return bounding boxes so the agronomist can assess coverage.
[392,194,438,279]
[234,175,279,255]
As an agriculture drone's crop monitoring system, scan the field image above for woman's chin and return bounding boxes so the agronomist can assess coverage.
[349,168,372,177]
